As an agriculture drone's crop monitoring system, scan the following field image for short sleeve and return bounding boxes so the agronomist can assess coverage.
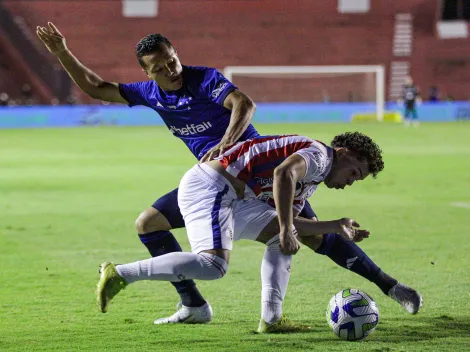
[200,68,237,105]
[118,81,151,107]
[294,145,331,181]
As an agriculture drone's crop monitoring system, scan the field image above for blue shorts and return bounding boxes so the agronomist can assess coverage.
[152,188,318,229]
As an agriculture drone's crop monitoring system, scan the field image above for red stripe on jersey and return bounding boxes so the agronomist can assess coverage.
[219,135,297,169]
[237,139,312,183]
[251,184,262,195]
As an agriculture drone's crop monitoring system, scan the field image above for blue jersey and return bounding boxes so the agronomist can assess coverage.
[119,65,260,159]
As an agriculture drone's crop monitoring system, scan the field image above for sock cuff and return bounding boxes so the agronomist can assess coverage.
[265,226,298,252]
[266,234,281,251]
[198,252,228,277]
[138,230,172,244]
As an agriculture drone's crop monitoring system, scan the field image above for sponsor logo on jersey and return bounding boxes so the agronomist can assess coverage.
[253,176,274,186]
[169,121,212,136]
[211,81,228,99]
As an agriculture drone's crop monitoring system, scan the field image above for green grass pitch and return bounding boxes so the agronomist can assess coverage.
[1,122,470,351]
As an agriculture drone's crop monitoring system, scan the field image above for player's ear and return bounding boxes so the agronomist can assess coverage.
[335,147,347,157]
[142,68,151,79]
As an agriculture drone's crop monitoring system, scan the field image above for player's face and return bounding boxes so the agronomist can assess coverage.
[141,44,183,91]
[324,149,369,189]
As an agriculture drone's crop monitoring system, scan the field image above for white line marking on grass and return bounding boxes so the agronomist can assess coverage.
[450,202,470,209]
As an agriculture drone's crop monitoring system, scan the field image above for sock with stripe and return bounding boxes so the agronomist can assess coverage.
[316,233,397,294]
[139,230,207,307]
[116,252,228,284]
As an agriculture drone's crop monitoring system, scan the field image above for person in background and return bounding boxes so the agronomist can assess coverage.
[397,76,422,127]
[428,86,440,103]
[0,92,10,106]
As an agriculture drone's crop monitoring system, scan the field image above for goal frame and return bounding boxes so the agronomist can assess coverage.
[223,65,386,122]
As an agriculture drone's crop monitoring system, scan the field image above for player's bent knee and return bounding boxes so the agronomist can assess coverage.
[135,207,172,234]
[198,252,229,280]
[299,234,324,251]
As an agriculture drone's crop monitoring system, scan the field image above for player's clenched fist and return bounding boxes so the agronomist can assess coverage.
[36,22,67,55]
[279,229,301,255]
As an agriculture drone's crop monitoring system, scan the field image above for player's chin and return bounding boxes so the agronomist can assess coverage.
[324,181,335,189]
[165,77,182,90]
[325,182,343,190]
[169,81,183,90]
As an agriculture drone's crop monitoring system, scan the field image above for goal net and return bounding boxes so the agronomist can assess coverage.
[223,65,385,122]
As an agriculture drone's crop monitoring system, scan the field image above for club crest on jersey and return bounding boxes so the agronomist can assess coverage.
[212,82,228,98]
[178,96,191,106]
[169,121,212,136]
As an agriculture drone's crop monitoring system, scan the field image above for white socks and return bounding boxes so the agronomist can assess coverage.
[261,235,292,324]
[115,233,292,326]
[116,252,228,284]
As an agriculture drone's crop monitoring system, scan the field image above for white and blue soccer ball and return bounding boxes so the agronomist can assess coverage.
[326,289,379,341]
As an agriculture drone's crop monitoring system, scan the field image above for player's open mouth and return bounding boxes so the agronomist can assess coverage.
[170,76,182,84]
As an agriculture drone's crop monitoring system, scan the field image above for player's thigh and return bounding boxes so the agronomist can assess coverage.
[135,207,172,233]
[135,188,184,233]
[299,200,318,220]
[151,188,185,229]
[232,199,278,244]
[179,165,235,254]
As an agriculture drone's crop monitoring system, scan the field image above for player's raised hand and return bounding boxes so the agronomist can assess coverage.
[36,22,68,55]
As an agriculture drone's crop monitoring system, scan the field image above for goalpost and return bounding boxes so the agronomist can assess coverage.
[223,65,386,122]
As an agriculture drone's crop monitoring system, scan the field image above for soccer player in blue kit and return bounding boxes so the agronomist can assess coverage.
[37,23,421,325]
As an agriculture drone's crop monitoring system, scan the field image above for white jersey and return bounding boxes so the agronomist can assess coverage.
[218,135,334,213]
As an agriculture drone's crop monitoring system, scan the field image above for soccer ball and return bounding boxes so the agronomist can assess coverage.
[326,289,379,341]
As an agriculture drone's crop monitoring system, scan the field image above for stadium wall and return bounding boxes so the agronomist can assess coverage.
[1,102,469,128]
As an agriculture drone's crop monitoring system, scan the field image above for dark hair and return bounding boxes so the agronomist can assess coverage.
[331,132,384,177]
[135,34,173,68]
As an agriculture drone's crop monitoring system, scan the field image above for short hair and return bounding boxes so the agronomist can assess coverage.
[135,34,174,68]
[331,132,384,177]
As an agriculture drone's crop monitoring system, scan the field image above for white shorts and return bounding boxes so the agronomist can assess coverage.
[178,164,278,253]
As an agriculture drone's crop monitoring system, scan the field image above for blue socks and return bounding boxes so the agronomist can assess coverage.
[139,230,207,307]
[316,233,397,294]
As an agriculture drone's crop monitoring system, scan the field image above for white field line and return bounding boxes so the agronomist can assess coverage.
[450,202,470,209]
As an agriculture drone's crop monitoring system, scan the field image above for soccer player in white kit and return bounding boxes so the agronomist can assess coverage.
[97,132,420,331]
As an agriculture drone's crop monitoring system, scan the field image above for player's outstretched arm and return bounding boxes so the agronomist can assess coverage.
[294,217,369,243]
[36,22,127,104]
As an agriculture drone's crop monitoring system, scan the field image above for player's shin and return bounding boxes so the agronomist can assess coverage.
[139,230,207,307]
[116,252,228,283]
[314,233,397,295]
[261,235,292,324]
